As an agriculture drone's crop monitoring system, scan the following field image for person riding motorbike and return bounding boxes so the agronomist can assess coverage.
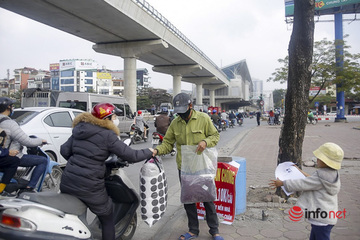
[210,109,221,127]
[220,110,229,127]
[60,102,154,240]
[134,110,148,139]
[154,107,171,136]
[0,97,48,194]
[229,111,236,126]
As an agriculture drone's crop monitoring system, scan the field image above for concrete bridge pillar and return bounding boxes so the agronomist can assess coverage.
[124,57,137,113]
[209,90,215,107]
[93,39,168,113]
[173,74,182,96]
[153,64,202,98]
[196,83,203,106]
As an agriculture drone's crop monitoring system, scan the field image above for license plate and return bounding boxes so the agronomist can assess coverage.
[152,139,159,145]
[130,131,134,135]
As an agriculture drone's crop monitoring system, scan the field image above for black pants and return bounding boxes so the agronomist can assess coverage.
[99,212,115,240]
[178,170,219,236]
[0,155,20,184]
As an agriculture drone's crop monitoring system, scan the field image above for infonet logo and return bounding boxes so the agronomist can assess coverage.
[288,206,303,222]
[288,206,346,222]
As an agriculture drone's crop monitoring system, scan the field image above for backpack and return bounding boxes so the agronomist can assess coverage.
[0,118,10,157]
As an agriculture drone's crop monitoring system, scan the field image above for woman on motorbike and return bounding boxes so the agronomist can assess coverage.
[60,103,154,240]
[134,110,148,139]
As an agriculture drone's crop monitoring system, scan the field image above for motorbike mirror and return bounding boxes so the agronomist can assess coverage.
[124,138,131,146]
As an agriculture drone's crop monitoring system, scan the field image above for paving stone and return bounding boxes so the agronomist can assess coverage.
[259,228,283,238]
[283,230,308,239]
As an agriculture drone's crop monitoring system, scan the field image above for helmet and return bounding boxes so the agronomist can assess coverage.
[137,110,142,115]
[161,107,168,113]
[222,110,225,112]
[0,97,16,113]
[212,109,217,113]
[92,102,122,119]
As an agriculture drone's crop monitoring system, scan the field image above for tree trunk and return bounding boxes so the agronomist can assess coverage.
[278,0,315,167]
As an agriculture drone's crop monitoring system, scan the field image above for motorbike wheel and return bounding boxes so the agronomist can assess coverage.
[116,214,137,240]
[41,165,63,193]
[312,119,318,125]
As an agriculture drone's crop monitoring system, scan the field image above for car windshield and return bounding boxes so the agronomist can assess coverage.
[11,111,40,125]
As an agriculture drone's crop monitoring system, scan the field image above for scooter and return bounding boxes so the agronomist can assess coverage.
[0,143,62,194]
[151,132,176,157]
[0,139,139,240]
[129,124,149,144]
[229,119,236,128]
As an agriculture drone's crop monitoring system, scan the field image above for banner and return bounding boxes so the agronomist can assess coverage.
[197,161,240,225]
[285,0,360,17]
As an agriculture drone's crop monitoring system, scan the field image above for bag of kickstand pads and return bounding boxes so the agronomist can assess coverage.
[139,156,168,227]
[180,145,218,204]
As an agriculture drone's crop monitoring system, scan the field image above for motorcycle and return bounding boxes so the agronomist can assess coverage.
[229,119,236,128]
[212,120,221,133]
[220,119,227,131]
[0,139,140,240]
[237,118,243,126]
[151,132,176,157]
[129,124,149,144]
[0,142,62,195]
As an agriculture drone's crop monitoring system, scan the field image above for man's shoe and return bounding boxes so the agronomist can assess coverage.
[0,191,17,199]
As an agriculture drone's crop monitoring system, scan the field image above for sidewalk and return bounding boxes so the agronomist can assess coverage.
[137,121,360,240]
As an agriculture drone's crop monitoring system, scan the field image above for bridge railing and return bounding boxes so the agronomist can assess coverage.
[134,0,229,80]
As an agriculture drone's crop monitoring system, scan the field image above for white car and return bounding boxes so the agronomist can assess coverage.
[11,107,84,167]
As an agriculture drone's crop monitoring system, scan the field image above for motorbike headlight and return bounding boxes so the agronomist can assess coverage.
[0,214,37,231]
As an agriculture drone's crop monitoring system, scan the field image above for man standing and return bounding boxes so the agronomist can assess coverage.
[153,93,223,240]
[256,109,261,126]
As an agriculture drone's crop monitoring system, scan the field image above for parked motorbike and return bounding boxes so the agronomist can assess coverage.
[0,143,62,195]
[129,124,149,144]
[151,132,176,157]
[0,139,140,240]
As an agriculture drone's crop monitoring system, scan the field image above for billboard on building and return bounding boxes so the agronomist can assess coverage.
[285,0,360,17]
[49,63,59,71]
[97,72,112,80]
[60,59,97,71]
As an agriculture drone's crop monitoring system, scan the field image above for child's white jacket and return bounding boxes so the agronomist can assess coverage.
[283,168,340,225]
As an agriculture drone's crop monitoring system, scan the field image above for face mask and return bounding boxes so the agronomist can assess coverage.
[112,118,120,127]
[178,108,191,120]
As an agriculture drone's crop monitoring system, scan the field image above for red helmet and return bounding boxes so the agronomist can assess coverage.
[137,110,142,115]
[92,103,122,119]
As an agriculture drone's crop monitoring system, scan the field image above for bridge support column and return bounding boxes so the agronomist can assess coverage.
[196,83,203,106]
[209,90,215,107]
[124,57,137,114]
[152,64,202,98]
[93,39,168,113]
[173,75,182,96]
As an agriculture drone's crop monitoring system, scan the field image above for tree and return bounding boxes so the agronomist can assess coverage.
[268,37,360,104]
[278,0,315,167]
[136,87,172,111]
[272,89,286,109]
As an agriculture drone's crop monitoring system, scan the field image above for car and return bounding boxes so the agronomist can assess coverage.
[11,107,84,167]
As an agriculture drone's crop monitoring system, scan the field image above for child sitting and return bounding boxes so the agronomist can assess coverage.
[269,142,344,240]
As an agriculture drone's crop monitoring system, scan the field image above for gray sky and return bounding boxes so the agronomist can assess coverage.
[1,0,359,92]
